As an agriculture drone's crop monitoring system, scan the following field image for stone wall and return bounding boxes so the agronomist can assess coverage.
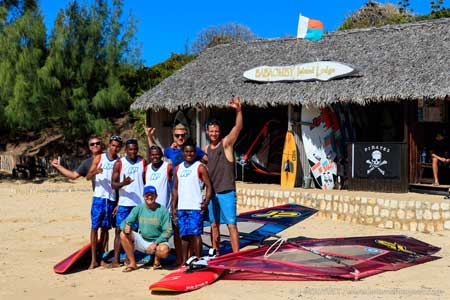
[236,187,450,233]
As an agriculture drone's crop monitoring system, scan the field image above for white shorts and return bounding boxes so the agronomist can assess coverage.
[132,232,169,253]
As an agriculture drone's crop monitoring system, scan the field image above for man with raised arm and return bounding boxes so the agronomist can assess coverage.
[51,136,103,190]
[145,123,206,167]
[204,96,243,254]
[145,122,206,266]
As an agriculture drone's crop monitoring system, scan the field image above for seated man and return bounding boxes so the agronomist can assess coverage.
[430,131,449,186]
[120,185,172,272]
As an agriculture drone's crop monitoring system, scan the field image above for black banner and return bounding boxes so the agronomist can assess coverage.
[352,143,401,179]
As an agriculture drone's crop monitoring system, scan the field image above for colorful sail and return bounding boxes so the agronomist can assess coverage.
[206,235,440,281]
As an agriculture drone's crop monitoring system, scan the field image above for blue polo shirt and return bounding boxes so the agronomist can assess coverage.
[164,146,205,167]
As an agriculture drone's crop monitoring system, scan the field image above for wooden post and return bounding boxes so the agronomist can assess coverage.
[288,104,293,131]
[196,107,201,146]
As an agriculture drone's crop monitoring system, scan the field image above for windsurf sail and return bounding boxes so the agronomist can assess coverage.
[238,120,286,176]
[202,204,317,255]
[204,235,440,281]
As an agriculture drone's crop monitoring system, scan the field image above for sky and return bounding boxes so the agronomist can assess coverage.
[39,0,437,67]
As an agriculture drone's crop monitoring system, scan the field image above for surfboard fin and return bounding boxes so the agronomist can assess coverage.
[284,160,294,173]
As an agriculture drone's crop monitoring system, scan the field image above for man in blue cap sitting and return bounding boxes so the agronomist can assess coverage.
[120,185,172,272]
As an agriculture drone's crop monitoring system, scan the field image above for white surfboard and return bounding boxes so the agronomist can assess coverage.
[301,107,339,190]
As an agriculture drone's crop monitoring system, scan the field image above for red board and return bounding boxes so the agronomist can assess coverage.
[53,243,94,274]
[149,267,224,292]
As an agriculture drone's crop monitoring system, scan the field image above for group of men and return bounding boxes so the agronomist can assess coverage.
[52,97,243,272]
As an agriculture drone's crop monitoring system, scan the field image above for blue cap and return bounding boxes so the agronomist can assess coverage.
[143,185,157,196]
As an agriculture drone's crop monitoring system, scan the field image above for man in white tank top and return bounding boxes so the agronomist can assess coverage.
[172,140,212,265]
[109,139,146,267]
[145,145,172,209]
[85,135,123,269]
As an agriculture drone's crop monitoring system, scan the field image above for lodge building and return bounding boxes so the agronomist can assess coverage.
[131,18,450,195]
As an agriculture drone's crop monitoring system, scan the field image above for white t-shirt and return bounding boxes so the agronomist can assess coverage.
[118,156,146,207]
[145,161,172,209]
[176,161,204,210]
[93,153,119,200]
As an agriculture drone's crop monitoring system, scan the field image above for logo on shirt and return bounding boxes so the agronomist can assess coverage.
[127,166,140,175]
[179,169,193,178]
[149,173,161,181]
[102,162,115,170]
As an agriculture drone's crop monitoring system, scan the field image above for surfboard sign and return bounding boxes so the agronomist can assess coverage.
[243,61,355,82]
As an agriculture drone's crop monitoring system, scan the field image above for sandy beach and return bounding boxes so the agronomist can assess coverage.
[0,179,448,300]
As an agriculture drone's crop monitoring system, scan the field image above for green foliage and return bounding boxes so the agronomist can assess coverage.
[0,4,46,132]
[416,7,450,20]
[0,0,196,143]
[130,109,147,142]
[339,1,450,30]
[36,0,140,139]
[0,2,248,144]
[430,0,444,12]
[338,2,414,30]
[190,23,256,54]
[130,53,196,141]
[397,0,411,13]
[141,53,196,91]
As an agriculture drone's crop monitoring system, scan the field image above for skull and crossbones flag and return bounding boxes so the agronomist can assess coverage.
[352,143,401,179]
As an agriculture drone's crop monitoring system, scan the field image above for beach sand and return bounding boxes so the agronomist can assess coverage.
[0,179,448,300]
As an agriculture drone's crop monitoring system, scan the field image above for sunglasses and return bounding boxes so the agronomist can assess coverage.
[110,135,123,143]
[174,134,186,138]
[89,141,101,146]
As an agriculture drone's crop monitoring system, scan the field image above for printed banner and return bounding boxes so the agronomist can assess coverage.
[352,143,401,179]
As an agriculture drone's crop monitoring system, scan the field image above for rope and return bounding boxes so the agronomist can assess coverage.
[264,237,286,258]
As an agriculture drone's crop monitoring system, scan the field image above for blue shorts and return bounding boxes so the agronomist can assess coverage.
[116,205,138,229]
[178,210,203,237]
[91,197,115,230]
[208,190,237,224]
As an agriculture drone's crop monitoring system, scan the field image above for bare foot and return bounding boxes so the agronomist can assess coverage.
[108,261,121,268]
[122,265,137,273]
[88,262,99,269]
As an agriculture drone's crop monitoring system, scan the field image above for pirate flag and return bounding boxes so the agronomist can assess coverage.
[352,143,401,179]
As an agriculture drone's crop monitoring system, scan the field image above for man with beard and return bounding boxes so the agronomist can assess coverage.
[204,97,243,254]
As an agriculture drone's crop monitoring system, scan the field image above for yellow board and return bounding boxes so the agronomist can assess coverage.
[280,130,298,188]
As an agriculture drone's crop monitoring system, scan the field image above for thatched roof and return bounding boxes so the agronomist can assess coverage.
[131,18,450,111]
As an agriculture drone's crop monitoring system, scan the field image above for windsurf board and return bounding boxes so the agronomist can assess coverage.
[301,107,339,189]
[149,267,224,292]
[280,130,298,188]
[53,242,97,274]
[202,203,317,254]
